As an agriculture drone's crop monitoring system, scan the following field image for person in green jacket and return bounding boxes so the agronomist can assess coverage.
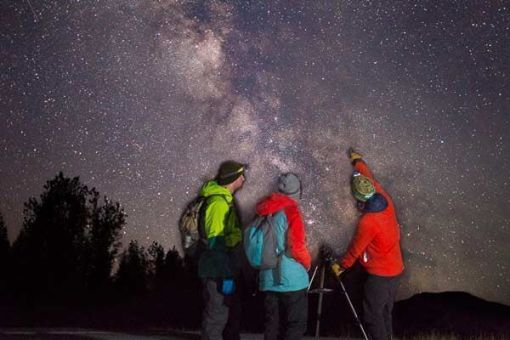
[199,160,246,340]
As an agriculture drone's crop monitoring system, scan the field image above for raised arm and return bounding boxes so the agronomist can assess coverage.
[349,148,384,194]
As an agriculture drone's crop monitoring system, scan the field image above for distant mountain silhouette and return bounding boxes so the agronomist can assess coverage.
[393,291,510,337]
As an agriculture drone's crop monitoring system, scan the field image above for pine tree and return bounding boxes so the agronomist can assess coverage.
[115,240,149,295]
[0,211,10,291]
[11,172,90,302]
[165,246,185,286]
[10,172,125,305]
[87,189,125,294]
[148,241,166,289]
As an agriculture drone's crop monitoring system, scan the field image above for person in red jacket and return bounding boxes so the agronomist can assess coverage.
[332,148,404,340]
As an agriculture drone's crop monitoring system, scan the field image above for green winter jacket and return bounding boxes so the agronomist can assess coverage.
[197,180,242,279]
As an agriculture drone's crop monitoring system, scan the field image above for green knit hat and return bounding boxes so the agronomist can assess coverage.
[216,160,247,185]
[351,172,375,202]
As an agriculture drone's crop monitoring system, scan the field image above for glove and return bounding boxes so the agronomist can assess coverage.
[348,147,363,163]
[221,279,235,295]
[330,261,344,277]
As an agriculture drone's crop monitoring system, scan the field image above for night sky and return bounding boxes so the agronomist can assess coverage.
[1,1,509,304]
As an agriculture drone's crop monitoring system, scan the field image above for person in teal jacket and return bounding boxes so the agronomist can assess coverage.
[255,173,311,340]
[199,160,246,340]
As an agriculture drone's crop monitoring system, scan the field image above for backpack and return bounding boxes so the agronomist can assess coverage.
[179,196,208,259]
[244,212,282,270]
[178,194,227,259]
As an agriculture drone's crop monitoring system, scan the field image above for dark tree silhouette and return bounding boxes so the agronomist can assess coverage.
[164,247,202,327]
[11,172,90,303]
[0,211,10,292]
[10,172,125,307]
[0,211,9,251]
[115,240,148,296]
[86,190,125,296]
[164,247,185,284]
[147,241,166,290]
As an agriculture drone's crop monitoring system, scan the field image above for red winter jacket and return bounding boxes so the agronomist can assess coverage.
[256,193,312,270]
[340,160,404,277]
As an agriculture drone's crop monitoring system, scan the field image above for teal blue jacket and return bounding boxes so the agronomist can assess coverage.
[257,198,310,292]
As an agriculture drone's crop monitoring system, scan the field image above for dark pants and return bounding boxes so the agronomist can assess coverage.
[363,274,401,340]
[201,279,241,340]
[264,289,308,340]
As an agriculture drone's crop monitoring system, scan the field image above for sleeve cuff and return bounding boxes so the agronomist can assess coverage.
[351,158,363,166]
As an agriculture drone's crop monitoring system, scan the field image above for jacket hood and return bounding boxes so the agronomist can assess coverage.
[256,193,297,216]
[200,180,233,202]
[362,193,388,213]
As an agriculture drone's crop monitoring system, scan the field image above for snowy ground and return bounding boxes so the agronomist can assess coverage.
[0,328,358,339]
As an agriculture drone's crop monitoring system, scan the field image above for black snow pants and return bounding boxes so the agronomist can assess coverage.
[201,278,241,340]
[363,273,401,340]
[264,289,308,340]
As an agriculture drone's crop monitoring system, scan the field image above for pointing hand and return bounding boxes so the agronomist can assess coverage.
[348,147,363,163]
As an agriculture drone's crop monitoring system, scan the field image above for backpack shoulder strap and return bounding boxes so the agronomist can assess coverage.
[270,209,289,254]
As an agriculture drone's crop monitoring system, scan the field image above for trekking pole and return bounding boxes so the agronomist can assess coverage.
[307,265,319,292]
[319,244,369,340]
[332,274,369,340]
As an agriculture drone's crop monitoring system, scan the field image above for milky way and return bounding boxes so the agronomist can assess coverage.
[1,1,509,304]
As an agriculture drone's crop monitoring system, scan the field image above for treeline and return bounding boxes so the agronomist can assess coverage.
[0,172,203,329]
[0,172,366,335]
[1,171,508,338]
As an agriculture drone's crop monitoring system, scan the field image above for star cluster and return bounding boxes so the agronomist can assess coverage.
[1,1,509,304]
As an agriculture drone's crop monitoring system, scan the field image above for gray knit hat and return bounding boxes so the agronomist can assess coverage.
[277,173,302,200]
